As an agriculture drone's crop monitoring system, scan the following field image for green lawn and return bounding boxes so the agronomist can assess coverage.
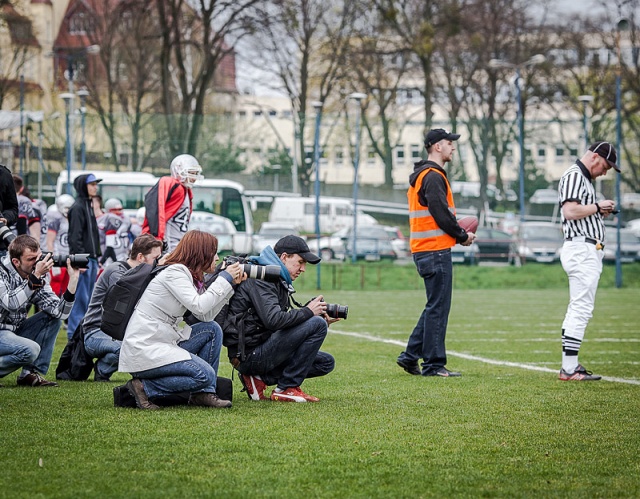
[1,287,639,498]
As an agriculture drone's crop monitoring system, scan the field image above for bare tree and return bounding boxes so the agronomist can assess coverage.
[82,0,162,171]
[155,0,261,158]
[244,0,357,195]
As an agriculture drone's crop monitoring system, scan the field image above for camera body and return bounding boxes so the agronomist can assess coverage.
[38,252,91,268]
[0,221,16,246]
[223,255,281,283]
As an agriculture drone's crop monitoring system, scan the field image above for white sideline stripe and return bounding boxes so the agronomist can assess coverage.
[331,330,640,386]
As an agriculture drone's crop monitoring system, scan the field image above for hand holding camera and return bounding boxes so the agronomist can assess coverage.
[34,252,54,278]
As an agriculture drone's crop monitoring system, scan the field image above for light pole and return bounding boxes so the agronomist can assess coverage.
[271,163,281,192]
[578,95,597,193]
[489,54,546,223]
[60,93,75,194]
[615,18,630,288]
[348,92,366,263]
[77,88,89,170]
[311,101,323,290]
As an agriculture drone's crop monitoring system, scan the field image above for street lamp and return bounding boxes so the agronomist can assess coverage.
[348,92,367,263]
[489,54,546,223]
[615,18,630,288]
[271,163,281,192]
[311,100,323,290]
[50,45,100,171]
[77,88,89,170]
[578,94,597,193]
[60,92,75,194]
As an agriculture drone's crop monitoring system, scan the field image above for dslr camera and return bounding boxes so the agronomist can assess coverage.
[0,221,16,246]
[38,252,91,268]
[223,255,281,283]
[308,297,348,320]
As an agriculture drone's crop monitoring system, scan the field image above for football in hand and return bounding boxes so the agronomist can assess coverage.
[458,216,478,233]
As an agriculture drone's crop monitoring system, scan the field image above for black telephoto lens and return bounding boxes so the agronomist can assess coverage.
[325,303,348,320]
[0,221,16,245]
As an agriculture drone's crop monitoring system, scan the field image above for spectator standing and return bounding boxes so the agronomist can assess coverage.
[557,141,619,381]
[67,173,102,340]
[143,154,203,253]
[397,129,476,377]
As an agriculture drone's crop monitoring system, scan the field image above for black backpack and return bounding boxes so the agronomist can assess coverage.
[56,323,95,381]
[101,263,166,340]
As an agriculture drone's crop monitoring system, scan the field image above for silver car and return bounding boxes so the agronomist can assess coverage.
[517,222,563,263]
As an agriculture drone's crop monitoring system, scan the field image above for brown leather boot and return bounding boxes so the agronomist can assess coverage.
[188,392,232,408]
[125,379,160,410]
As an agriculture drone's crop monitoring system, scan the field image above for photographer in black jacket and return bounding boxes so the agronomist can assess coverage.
[223,235,336,403]
[0,164,19,257]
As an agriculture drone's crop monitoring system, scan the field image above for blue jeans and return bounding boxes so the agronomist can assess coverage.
[0,312,61,377]
[130,321,223,399]
[84,329,121,379]
[67,258,99,339]
[237,316,335,390]
[398,249,453,375]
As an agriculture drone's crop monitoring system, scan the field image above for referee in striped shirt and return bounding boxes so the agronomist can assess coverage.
[558,141,619,381]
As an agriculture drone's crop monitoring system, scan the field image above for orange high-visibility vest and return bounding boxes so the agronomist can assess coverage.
[408,167,456,253]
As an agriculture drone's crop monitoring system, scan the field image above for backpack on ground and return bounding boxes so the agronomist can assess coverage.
[56,323,95,381]
[101,263,166,341]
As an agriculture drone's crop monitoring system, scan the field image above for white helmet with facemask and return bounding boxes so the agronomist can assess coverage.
[170,154,203,188]
[55,194,75,218]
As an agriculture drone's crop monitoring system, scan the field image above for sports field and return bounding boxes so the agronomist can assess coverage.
[1,286,639,497]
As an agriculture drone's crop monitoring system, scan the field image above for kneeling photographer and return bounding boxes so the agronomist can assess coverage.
[223,235,337,403]
[0,235,80,386]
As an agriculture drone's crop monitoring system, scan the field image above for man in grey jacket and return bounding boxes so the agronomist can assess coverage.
[83,234,162,381]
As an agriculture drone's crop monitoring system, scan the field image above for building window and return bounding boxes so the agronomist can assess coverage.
[69,12,93,35]
[268,110,277,117]
[367,147,375,165]
[335,147,344,167]
[537,147,546,163]
[253,110,262,117]
[569,147,578,157]
[411,144,421,159]
[556,147,564,157]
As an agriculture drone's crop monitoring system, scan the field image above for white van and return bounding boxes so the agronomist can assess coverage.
[268,196,377,234]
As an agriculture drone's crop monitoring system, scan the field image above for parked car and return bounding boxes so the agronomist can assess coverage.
[307,225,396,261]
[474,228,518,264]
[603,229,640,264]
[517,222,563,263]
[188,211,237,253]
[627,218,640,238]
[382,226,409,258]
[253,222,300,253]
[451,241,479,265]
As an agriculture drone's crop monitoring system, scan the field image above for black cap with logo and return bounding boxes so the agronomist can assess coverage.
[424,128,461,149]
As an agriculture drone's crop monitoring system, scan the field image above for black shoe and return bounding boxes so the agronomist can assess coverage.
[17,373,59,387]
[94,372,111,382]
[424,367,461,377]
[125,379,160,410]
[397,358,421,375]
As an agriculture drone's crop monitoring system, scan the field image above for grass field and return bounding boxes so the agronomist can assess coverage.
[1,283,639,497]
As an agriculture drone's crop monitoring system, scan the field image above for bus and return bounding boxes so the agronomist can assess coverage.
[56,170,254,253]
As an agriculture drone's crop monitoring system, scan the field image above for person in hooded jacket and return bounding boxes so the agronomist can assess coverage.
[396,129,476,378]
[66,173,102,339]
[223,235,336,403]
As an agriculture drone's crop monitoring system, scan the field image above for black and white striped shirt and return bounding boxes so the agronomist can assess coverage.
[558,160,605,242]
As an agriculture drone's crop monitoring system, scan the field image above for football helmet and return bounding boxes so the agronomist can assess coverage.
[55,194,75,218]
[170,154,203,187]
[105,198,124,212]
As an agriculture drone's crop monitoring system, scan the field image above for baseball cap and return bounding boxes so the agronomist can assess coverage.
[273,235,321,264]
[589,141,619,172]
[85,173,103,184]
[424,128,461,149]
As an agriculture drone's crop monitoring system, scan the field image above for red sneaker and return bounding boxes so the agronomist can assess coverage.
[270,386,319,403]
[239,374,267,401]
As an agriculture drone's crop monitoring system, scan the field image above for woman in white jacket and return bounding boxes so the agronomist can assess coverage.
[119,230,245,410]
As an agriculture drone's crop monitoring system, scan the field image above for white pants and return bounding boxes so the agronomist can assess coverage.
[561,241,603,342]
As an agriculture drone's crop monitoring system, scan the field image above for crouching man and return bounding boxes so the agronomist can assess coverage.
[83,234,163,381]
[0,235,79,386]
[223,235,336,402]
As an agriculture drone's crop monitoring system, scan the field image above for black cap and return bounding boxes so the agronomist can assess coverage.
[589,141,619,172]
[273,235,321,264]
[424,128,461,149]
